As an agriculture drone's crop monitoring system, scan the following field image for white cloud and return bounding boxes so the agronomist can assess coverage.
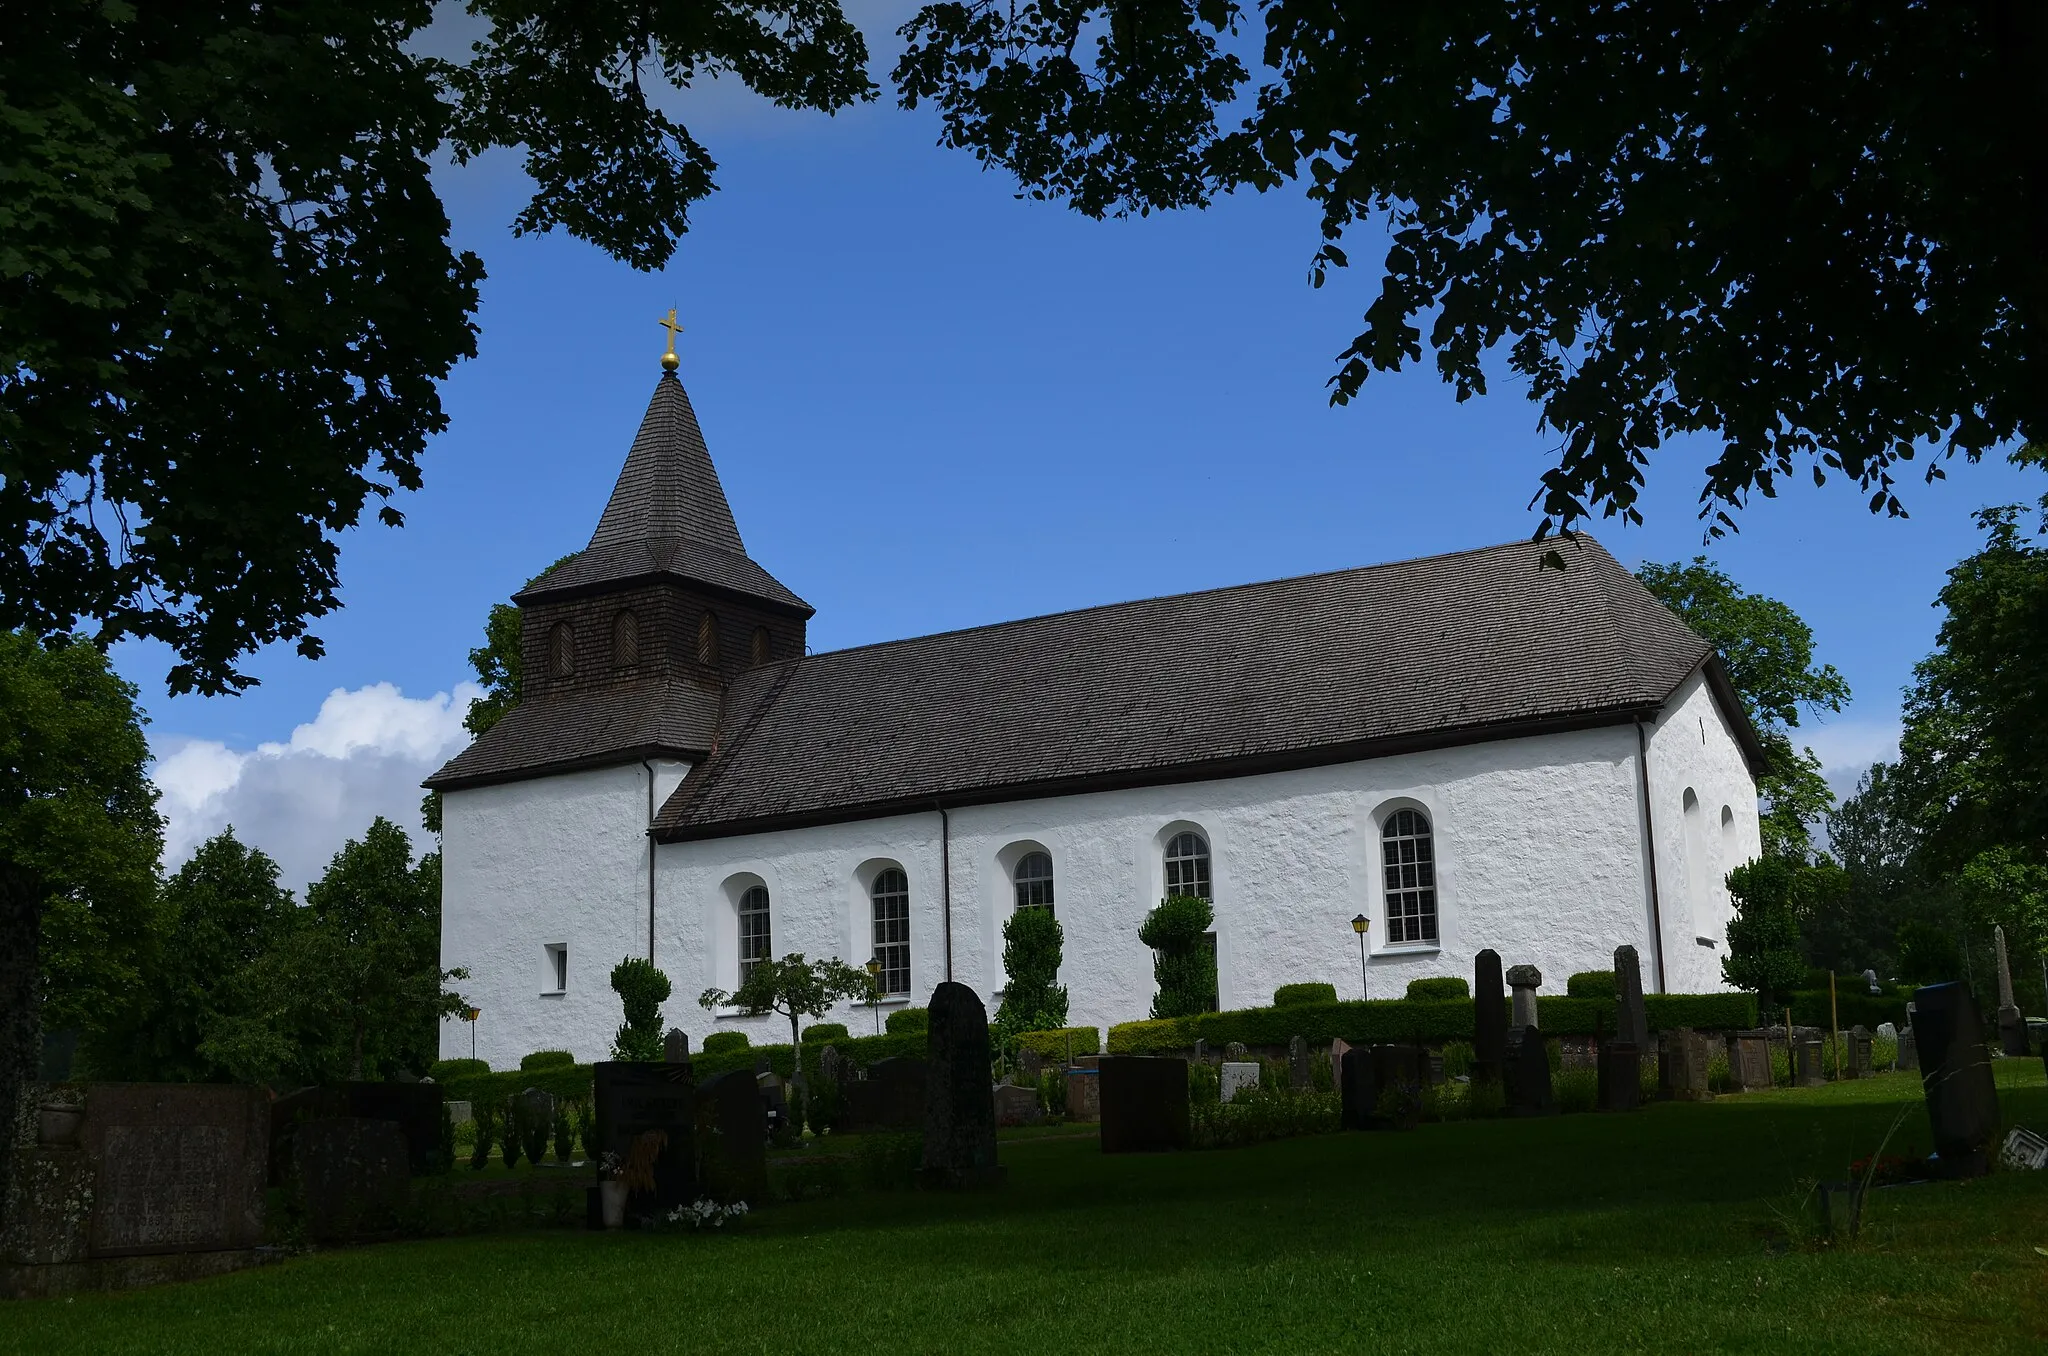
[154,681,482,897]
[1792,716,1902,805]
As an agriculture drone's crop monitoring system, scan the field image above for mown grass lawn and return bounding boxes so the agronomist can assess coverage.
[9,1064,2046,1355]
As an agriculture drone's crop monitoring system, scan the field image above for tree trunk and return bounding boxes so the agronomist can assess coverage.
[0,860,45,1216]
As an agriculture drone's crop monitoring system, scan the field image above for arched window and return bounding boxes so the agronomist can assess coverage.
[697,611,721,666]
[1381,809,1437,944]
[750,626,772,666]
[547,621,574,679]
[738,884,770,985]
[871,868,911,996]
[611,610,640,667]
[1014,851,1055,912]
[1163,831,1211,900]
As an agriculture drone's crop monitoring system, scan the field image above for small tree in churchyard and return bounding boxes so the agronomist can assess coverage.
[699,953,871,1056]
[1139,895,1218,1019]
[994,907,1068,1038]
[609,958,671,1061]
[1724,857,1833,1012]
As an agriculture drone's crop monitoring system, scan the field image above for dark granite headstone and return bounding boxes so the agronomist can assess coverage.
[84,1084,267,1257]
[1845,1026,1872,1079]
[819,1044,845,1089]
[1370,1045,1424,1129]
[1657,1029,1712,1101]
[1339,1047,1378,1131]
[343,1082,443,1174]
[513,1088,556,1163]
[1065,1067,1101,1122]
[694,1070,768,1204]
[1098,1056,1190,1152]
[1912,981,1999,1178]
[1288,1035,1310,1091]
[922,981,1004,1187]
[993,1083,1041,1127]
[840,1057,927,1133]
[1896,1026,1919,1072]
[1794,1038,1825,1088]
[1728,1032,1773,1090]
[293,1117,410,1241]
[1473,949,1507,1084]
[663,1028,691,1064]
[593,1061,697,1217]
[1614,945,1650,1051]
[1506,1027,1555,1116]
[1597,1041,1641,1112]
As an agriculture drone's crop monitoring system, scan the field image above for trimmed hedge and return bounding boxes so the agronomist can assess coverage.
[437,1062,593,1108]
[702,1030,750,1055]
[801,1023,849,1044]
[519,1050,575,1070]
[886,1007,928,1034]
[1566,971,1616,999]
[1274,983,1338,1008]
[1783,989,1911,1032]
[690,1029,927,1084]
[429,1058,487,1081]
[1108,991,1758,1054]
[1405,977,1469,1001]
[1012,1026,1100,1059]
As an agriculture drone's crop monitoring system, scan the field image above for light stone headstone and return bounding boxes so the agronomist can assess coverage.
[1994,925,2030,1056]
[1896,1026,1919,1072]
[1219,1061,1260,1104]
[1223,1041,1249,1062]
[1506,964,1543,1031]
[1728,1032,1772,1091]
[1288,1034,1310,1091]
[1876,1022,1897,1041]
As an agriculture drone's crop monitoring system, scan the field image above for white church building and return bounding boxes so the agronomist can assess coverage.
[427,361,1764,1068]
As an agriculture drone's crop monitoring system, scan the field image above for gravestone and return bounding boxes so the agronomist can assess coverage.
[1223,1041,1249,1062]
[754,1054,770,1078]
[84,1084,268,1258]
[1288,1035,1310,1091]
[513,1087,556,1163]
[695,1070,768,1204]
[1657,1029,1712,1102]
[1426,1049,1446,1086]
[1098,1056,1190,1153]
[1596,1041,1641,1112]
[1219,1062,1260,1104]
[1614,945,1650,1051]
[993,1083,1041,1127]
[593,1061,697,1218]
[1018,1046,1043,1083]
[1794,1038,1825,1087]
[819,1044,844,1089]
[922,981,1004,1188]
[1896,1027,1919,1072]
[1505,1028,1555,1116]
[1473,950,1507,1085]
[1993,926,2030,1057]
[1912,981,2000,1177]
[1728,1032,1772,1091]
[1844,1026,1872,1079]
[1192,1039,1207,1065]
[1506,964,1544,1030]
[1065,1067,1101,1122]
[1370,1046,1424,1129]
[1559,1035,1599,1070]
[840,1057,927,1134]
[1330,1037,1353,1082]
[1338,1047,1378,1131]
[445,1099,473,1126]
[1876,1022,1897,1041]
[292,1117,410,1241]
[663,1028,691,1064]
[339,1083,442,1174]
[756,1073,788,1138]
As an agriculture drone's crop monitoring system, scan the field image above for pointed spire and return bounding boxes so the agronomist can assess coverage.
[588,373,746,554]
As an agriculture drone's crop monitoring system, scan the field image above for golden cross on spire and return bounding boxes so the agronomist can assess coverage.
[657,308,683,370]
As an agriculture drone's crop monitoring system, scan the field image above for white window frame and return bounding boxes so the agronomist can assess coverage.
[1379,807,1439,947]
[1013,850,1055,913]
[542,942,568,995]
[870,867,911,996]
[1163,830,1212,901]
[738,884,771,986]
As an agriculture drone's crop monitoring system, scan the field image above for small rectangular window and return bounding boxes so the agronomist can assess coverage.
[544,943,568,994]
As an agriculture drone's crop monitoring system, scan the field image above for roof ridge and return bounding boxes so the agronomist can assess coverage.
[799,534,1612,665]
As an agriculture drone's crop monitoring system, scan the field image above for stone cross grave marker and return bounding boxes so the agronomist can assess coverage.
[1912,981,2000,1177]
[84,1084,268,1258]
[922,981,1004,1188]
[1473,950,1507,1084]
[1506,965,1543,1031]
[1219,1061,1260,1104]
[1614,945,1650,1051]
[1288,1035,1310,1091]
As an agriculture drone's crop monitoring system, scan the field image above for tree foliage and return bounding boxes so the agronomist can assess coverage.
[993,907,1068,1037]
[894,3,2047,535]
[1139,894,1217,1019]
[2,4,874,698]
[1723,856,1837,1005]
[610,957,673,1062]
[1635,558,1849,854]
[698,952,871,1054]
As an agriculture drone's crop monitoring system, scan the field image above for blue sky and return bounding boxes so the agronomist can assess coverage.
[121,10,2044,890]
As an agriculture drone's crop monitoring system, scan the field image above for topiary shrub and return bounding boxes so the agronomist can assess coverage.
[1139,894,1217,1018]
[431,1058,488,1080]
[886,1007,928,1034]
[520,1049,575,1070]
[802,1023,849,1044]
[1405,976,1469,1001]
[702,1030,749,1056]
[1566,971,1616,998]
[610,957,672,1061]
[994,905,1069,1037]
[1274,983,1338,1007]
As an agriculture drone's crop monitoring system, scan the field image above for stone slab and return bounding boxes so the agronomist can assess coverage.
[84,1084,266,1258]
[922,982,1004,1188]
[1596,1041,1641,1112]
[293,1117,410,1242]
[1339,1048,1378,1131]
[1065,1068,1100,1122]
[1912,982,1999,1177]
[694,1070,767,1206]
[1098,1057,1189,1153]
[1,1246,275,1300]
[840,1057,927,1134]
[993,1083,1041,1127]
[1472,950,1507,1083]
[593,1061,697,1216]
[2,1147,93,1265]
[1506,1027,1555,1116]
[1219,1062,1261,1104]
[1728,1033,1772,1091]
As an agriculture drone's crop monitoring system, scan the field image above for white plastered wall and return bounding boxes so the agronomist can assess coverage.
[438,759,688,1068]
[1641,669,1763,994]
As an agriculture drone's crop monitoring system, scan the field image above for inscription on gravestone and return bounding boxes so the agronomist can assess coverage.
[85,1084,267,1257]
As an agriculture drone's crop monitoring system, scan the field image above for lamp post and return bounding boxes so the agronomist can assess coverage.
[866,958,882,1036]
[1351,915,1370,1001]
[462,1005,480,1061]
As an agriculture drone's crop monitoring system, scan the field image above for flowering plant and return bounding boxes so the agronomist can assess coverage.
[665,1199,750,1231]
[597,1151,624,1182]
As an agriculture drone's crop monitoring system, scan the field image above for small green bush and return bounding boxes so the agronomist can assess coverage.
[885,1007,928,1034]
[801,1023,849,1044]
[1274,983,1338,1007]
[1140,894,1218,1018]
[1405,976,1469,1001]
[1554,1067,1599,1114]
[1438,1040,1475,1078]
[431,1058,488,1080]
[702,1030,750,1056]
[1566,971,1616,999]
[520,1050,575,1071]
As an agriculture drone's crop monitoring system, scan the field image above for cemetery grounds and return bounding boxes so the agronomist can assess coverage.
[5,1064,2044,1355]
